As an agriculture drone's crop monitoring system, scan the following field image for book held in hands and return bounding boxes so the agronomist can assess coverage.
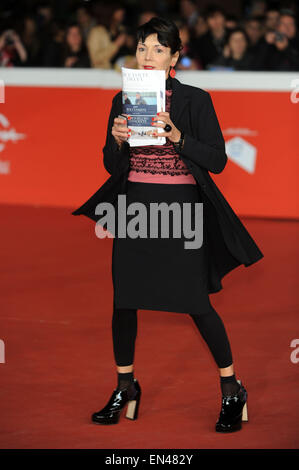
[121,67,166,147]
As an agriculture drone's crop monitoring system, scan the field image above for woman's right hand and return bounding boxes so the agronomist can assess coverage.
[112,114,131,149]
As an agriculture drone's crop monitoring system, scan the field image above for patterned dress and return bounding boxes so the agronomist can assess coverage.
[127,89,197,185]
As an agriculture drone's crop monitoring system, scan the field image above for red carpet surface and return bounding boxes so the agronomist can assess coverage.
[0,204,298,449]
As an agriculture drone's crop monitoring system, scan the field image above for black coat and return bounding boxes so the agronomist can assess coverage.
[71,76,264,294]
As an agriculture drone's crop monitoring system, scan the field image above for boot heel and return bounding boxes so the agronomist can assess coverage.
[125,393,141,420]
[242,401,248,421]
[237,379,248,422]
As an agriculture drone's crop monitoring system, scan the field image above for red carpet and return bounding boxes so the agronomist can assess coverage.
[0,204,298,449]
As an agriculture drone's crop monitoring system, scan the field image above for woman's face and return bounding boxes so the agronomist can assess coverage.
[229,32,247,56]
[24,17,36,35]
[113,8,125,24]
[136,33,179,78]
[66,26,82,49]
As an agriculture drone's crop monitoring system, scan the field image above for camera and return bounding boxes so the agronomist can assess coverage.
[274,32,285,42]
[4,31,15,46]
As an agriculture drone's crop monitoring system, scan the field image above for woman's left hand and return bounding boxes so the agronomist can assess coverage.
[151,112,181,143]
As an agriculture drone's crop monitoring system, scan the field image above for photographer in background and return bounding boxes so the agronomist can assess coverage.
[263,9,299,70]
[0,29,28,67]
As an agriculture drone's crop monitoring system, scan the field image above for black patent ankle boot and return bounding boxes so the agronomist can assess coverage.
[91,378,141,425]
[215,379,248,433]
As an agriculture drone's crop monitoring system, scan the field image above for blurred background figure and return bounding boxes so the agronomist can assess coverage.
[174,20,203,70]
[75,4,97,42]
[278,8,299,51]
[244,15,265,48]
[113,9,157,72]
[208,27,254,70]
[0,0,298,72]
[248,0,267,16]
[225,14,239,30]
[0,29,28,66]
[192,13,209,41]
[179,0,202,48]
[20,13,42,67]
[179,0,199,30]
[62,23,90,68]
[243,15,269,68]
[86,2,128,69]
[40,20,65,67]
[264,5,280,32]
[194,4,229,70]
[263,8,299,70]
[35,1,55,58]
[137,10,157,27]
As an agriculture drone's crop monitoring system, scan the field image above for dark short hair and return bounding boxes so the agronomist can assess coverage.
[202,4,226,21]
[266,4,280,14]
[279,8,296,20]
[66,22,82,31]
[136,17,183,55]
[244,15,265,26]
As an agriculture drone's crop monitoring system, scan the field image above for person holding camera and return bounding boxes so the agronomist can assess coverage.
[0,29,28,67]
[263,9,299,70]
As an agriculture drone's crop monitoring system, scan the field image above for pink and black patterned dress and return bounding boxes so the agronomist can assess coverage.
[127,89,197,185]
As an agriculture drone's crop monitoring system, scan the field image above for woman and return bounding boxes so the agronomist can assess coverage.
[208,28,255,70]
[72,17,263,432]
[0,29,28,67]
[86,3,128,69]
[62,23,90,68]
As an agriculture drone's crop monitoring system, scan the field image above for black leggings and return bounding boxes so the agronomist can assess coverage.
[112,304,233,369]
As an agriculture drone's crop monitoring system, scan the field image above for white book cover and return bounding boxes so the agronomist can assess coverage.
[121,67,166,147]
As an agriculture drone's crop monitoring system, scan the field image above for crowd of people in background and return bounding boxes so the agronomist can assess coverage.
[0,0,299,71]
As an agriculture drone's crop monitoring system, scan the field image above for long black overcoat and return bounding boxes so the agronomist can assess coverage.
[71,76,264,294]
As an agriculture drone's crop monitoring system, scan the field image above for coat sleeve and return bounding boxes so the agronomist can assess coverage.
[180,91,227,174]
[102,96,130,176]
